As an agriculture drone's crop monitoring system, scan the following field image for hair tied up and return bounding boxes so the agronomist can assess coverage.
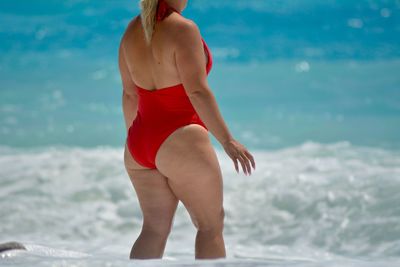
[139,0,158,44]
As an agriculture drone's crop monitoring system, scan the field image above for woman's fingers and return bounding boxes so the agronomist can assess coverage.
[232,151,253,175]
[227,149,239,173]
[238,153,253,175]
[232,157,239,173]
[238,153,250,175]
[237,156,247,175]
[224,139,256,175]
[244,150,256,170]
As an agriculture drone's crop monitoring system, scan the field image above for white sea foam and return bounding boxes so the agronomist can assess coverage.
[348,18,364,29]
[295,61,310,72]
[1,143,400,266]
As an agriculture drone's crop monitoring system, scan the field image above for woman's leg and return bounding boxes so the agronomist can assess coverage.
[124,145,179,259]
[155,124,226,259]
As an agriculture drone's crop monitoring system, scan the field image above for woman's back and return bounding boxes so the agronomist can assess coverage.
[120,8,208,92]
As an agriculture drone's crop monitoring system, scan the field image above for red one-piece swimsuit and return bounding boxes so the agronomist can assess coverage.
[126,0,213,169]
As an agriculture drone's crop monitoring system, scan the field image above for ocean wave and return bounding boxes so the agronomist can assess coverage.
[1,142,400,263]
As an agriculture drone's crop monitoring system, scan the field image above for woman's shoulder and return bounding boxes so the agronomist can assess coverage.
[124,15,141,33]
[120,15,140,42]
[172,14,199,32]
[169,15,202,43]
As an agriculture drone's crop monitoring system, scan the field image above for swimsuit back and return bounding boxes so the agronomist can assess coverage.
[126,0,212,169]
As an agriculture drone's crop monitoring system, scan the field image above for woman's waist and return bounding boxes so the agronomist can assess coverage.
[136,107,199,121]
[138,97,196,114]
[130,110,205,131]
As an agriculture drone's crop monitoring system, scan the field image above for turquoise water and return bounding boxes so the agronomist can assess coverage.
[1,0,400,266]
[0,0,399,148]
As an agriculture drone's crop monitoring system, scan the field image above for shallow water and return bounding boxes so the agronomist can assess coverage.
[1,143,400,265]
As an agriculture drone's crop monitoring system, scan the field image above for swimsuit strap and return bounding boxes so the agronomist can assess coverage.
[156,0,180,21]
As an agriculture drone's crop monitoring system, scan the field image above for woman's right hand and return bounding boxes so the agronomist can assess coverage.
[222,139,256,175]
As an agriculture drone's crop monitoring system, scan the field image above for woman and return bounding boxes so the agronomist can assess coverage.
[119,0,256,259]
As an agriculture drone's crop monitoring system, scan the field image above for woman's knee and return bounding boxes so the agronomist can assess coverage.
[193,208,225,235]
[142,219,174,239]
[141,206,177,238]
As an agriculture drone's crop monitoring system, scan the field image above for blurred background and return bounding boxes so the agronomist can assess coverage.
[1,0,399,149]
[1,1,400,265]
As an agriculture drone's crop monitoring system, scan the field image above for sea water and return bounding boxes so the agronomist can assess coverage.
[1,0,400,266]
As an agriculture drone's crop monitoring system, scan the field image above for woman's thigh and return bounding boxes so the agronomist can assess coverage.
[124,145,179,231]
[155,124,224,229]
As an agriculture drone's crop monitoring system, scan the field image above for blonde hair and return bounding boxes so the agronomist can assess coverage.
[139,0,158,44]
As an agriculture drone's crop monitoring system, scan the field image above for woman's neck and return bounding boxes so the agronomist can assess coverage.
[165,0,182,13]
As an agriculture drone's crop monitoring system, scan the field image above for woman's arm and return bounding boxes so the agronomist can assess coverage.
[174,20,256,175]
[119,42,138,133]
[174,21,232,145]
